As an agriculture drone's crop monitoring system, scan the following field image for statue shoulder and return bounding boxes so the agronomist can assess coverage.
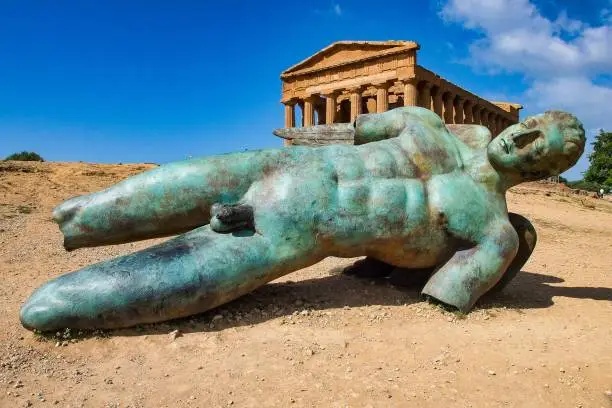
[445,124,492,150]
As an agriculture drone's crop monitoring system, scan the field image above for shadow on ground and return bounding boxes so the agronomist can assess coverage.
[95,267,611,339]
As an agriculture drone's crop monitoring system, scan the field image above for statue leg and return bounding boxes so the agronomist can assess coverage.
[21,226,321,331]
[487,212,537,293]
[52,153,263,250]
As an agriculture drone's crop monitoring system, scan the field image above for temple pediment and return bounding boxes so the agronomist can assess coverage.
[281,41,419,78]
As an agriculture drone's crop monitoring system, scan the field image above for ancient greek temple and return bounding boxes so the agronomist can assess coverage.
[278,41,522,144]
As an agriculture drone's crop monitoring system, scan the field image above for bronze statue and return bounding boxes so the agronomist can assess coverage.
[20,107,585,330]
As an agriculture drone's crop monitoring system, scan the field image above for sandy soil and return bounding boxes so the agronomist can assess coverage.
[0,160,610,408]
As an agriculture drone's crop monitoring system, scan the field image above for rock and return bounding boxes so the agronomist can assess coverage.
[212,314,223,321]
[169,330,182,340]
[488,370,496,376]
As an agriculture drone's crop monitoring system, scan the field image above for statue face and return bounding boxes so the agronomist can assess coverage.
[487,114,566,180]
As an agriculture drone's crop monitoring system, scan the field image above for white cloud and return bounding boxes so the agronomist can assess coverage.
[440,0,612,178]
[314,2,343,17]
[333,3,342,16]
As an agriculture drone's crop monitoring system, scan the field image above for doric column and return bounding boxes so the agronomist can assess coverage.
[323,92,338,125]
[303,96,315,127]
[432,87,443,118]
[472,105,481,125]
[419,82,432,110]
[443,92,454,123]
[463,100,473,124]
[481,110,489,128]
[402,78,418,106]
[283,101,296,128]
[348,86,363,122]
[374,82,389,113]
[496,116,504,134]
[454,96,465,124]
[488,112,496,134]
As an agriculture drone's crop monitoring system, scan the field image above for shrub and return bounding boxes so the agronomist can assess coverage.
[4,151,45,161]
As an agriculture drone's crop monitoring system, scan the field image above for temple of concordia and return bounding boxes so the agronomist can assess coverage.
[278,40,522,144]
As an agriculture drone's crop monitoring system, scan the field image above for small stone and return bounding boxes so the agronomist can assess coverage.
[212,314,223,321]
[55,342,60,348]
[488,370,496,376]
[544,384,549,388]
[189,395,196,400]
[228,400,234,406]
[304,348,314,356]
[559,367,565,373]
[604,390,612,399]
[169,329,182,340]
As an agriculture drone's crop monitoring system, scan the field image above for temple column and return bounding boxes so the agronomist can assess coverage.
[432,87,443,118]
[472,105,481,126]
[323,92,337,125]
[349,86,363,122]
[496,116,504,135]
[419,82,432,110]
[402,78,418,106]
[481,110,489,128]
[454,96,465,124]
[488,112,496,134]
[463,100,473,124]
[374,82,389,113]
[443,92,454,123]
[283,101,295,128]
[303,96,315,127]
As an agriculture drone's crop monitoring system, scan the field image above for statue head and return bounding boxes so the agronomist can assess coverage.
[487,111,585,184]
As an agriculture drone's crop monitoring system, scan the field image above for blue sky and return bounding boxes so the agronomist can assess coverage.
[1,0,610,180]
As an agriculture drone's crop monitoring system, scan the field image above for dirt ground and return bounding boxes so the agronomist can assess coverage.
[0,160,610,408]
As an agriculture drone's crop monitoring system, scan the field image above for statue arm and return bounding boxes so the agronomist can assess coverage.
[421,222,519,312]
[354,106,447,145]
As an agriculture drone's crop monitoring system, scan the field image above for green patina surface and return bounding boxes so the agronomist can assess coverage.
[20,107,585,331]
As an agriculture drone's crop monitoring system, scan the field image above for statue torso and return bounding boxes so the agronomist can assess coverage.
[311,127,507,266]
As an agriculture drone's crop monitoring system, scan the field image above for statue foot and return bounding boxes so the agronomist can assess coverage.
[343,257,395,279]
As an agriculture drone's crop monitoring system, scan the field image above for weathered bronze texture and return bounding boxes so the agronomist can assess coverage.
[20,107,585,331]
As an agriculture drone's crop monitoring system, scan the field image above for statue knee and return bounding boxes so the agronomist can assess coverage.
[488,212,537,293]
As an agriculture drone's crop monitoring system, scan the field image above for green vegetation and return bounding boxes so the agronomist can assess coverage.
[564,130,611,193]
[4,151,44,161]
[583,129,611,190]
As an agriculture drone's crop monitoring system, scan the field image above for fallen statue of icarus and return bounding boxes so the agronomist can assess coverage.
[20,107,585,331]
